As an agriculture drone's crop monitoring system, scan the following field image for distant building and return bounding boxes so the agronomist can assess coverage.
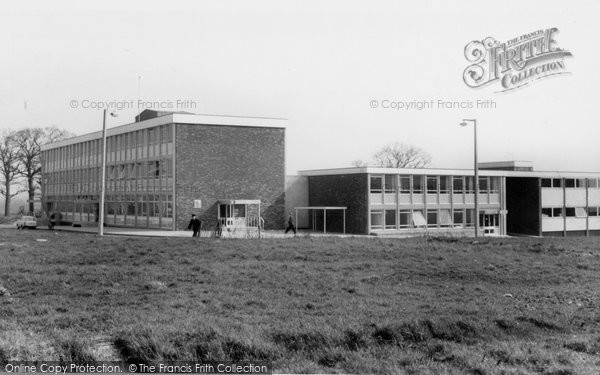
[40,110,286,230]
[294,162,600,237]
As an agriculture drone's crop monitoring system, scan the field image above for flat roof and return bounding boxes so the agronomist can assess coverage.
[298,166,600,178]
[294,206,348,210]
[41,113,287,151]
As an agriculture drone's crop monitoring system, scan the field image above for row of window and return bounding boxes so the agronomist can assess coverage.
[542,207,600,218]
[370,175,500,194]
[43,124,174,172]
[44,159,173,195]
[541,178,600,188]
[370,208,477,230]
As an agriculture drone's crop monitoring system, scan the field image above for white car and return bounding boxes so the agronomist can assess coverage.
[16,216,37,229]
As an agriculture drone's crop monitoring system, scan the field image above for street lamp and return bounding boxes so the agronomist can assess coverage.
[98,110,118,236]
[460,118,479,238]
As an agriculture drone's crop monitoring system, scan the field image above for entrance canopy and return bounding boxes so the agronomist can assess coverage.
[294,206,347,234]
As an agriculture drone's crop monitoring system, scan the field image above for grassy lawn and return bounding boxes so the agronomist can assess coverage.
[1,229,600,374]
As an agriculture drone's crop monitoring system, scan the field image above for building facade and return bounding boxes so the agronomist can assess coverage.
[40,110,286,230]
[297,164,600,237]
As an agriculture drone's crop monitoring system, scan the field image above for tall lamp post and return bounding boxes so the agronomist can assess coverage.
[460,119,479,238]
[98,110,117,236]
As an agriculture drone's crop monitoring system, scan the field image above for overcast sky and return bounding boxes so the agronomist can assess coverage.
[1,0,598,174]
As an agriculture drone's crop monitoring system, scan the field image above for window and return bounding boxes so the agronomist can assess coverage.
[427,210,438,227]
[565,207,576,217]
[465,209,475,227]
[575,207,587,218]
[565,179,575,188]
[478,177,489,193]
[541,208,552,217]
[490,177,500,193]
[439,176,450,194]
[385,210,396,229]
[370,176,383,193]
[384,175,396,194]
[453,176,464,193]
[400,176,411,193]
[399,210,411,228]
[439,209,453,227]
[553,179,562,188]
[541,178,552,188]
[412,175,423,193]
[576,179,586,188]
[588,207,599,216]
[412,210,426,227]
[427,176,438,194]
[465,177,475,193]
[453,210,464,227]
[552,208,563,217]
[370,210,384,230]
[588,179,599,188]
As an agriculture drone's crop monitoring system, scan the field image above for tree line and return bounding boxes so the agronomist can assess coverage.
[0,127,74,216]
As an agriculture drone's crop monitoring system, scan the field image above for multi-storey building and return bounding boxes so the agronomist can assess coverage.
[40,110,286,231]
[293,161,600,237]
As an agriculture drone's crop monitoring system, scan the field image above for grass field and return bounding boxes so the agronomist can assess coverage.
[1,229,600,374]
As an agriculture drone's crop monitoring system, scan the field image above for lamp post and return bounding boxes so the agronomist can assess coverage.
[98,110,117,236]
[460,119,479,238]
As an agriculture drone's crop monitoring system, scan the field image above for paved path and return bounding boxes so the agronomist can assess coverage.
[0,223,366,239]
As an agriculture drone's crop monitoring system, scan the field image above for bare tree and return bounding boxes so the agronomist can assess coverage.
[351,159,368,167]
[14,127,74,213]
[0,131,24,216]
[372,142,431,168]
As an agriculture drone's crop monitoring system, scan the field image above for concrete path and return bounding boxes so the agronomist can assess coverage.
[0,223,366,239]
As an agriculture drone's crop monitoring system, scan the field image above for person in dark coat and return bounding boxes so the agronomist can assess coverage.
[285,212,296,235]
[187,214,202,237]
[48,212,56,230]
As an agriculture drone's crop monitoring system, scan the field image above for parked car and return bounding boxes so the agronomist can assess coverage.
[16,216,37,229]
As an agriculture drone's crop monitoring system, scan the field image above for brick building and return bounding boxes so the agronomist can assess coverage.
[40,110,286,231]
[293,162,600,237]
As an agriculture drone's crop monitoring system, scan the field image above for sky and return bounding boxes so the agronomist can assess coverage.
[1,0,599,175]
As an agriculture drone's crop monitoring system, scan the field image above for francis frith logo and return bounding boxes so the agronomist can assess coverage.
[463,28,572,92]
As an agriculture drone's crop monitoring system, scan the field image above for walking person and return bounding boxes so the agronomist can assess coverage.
[187,214,202,237]
[285,212,296,235]
[215,219,222,238]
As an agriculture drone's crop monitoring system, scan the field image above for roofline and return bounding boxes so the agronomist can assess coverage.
[298,166,600,178]
[41,113,287,151]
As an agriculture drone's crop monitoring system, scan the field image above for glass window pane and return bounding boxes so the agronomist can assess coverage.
[370,176,382,193]
[427,210,438,227]
[412,176,423,193]
[427,176,438,193]
[399,210,411,227]
[370,210,383,229]
[478,177,489,193]
[412,210,426,227]
[400,176,411,193]
[541,179,551,188]
[453,210,464,226]
[541,208,552,217]
[384,175,396,193]
[385,210,396,229]
[439,176,450,193]
[465,177,474,193]
[453,177,463,193]
[440,209,452,226]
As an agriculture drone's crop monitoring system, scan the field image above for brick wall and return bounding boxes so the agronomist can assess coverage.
[175,124,285,230]
[308,174,369,234]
